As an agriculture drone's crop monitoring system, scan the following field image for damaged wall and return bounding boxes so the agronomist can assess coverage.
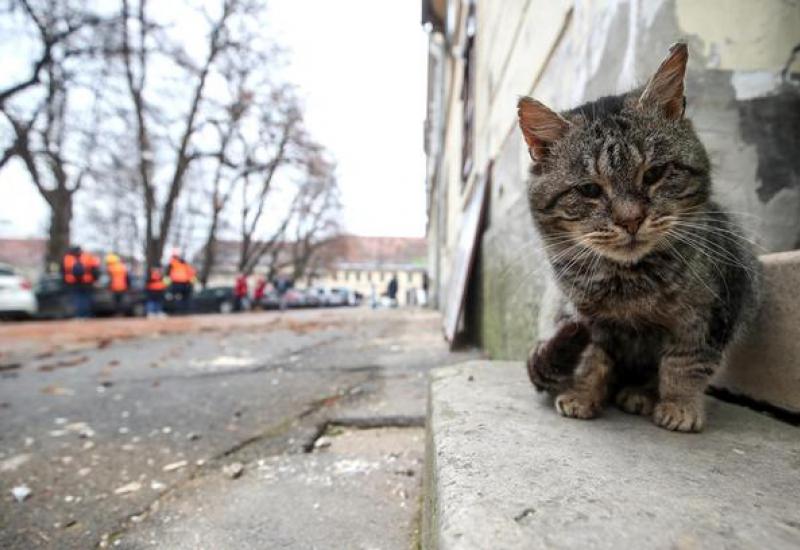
[423,0,800,358]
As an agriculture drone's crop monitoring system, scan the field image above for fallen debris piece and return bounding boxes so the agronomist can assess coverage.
[150,480,166,491]
[11,485,31,503]
[186,432,201,441]
[41,385,74,396]
[38,355,88,372]
[313,436,332,450]
[65,422,95,438]
[114,481,142,495]
[97,338,113,349]
[223,462,244,479]
[162,460,188,472]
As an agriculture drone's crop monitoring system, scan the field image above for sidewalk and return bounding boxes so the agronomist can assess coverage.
[425,361,800,549]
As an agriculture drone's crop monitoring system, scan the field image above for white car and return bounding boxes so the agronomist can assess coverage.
[0,263,37,319]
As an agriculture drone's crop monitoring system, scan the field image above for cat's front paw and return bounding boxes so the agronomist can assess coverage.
[555,392,601,419]
[653,400,705,432]
[615,386,656,416]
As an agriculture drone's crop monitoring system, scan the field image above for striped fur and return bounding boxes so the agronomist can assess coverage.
[519,45,761,432]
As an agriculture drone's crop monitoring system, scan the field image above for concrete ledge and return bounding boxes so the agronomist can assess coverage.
[425,361,800,549]
[719,250,800,414]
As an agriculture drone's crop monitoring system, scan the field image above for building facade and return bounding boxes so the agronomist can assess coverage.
[422,0,800,357]
[204,235,428,305]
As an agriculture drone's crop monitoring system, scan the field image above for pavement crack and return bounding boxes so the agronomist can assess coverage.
[303,415,426,453]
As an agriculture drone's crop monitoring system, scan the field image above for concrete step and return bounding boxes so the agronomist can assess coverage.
[424,361,800,549]
[718,250,800,414]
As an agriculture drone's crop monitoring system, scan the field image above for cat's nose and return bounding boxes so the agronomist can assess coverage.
[612,200,646,235]
[617,217,644,235]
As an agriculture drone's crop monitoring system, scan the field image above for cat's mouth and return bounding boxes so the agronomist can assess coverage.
[598,235,656,264]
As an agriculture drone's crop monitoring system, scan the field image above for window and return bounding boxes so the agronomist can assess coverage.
[407,272,413,283]
[460,0,477,187]
[356,271,361,282]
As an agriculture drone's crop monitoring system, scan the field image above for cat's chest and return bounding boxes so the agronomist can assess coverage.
[570,264,682,323]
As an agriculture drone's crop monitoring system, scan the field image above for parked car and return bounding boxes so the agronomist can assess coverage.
[0,263,37,319]
[169,286,235,314]
[284,288,308,308]
[259,290,282,310]
[35,274,146,318]
[330,287,359,306]
[305,287,329,307]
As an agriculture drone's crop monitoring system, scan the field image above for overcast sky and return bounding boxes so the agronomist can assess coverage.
[0,0,429,239]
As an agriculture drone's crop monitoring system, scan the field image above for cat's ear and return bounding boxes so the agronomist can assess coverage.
[638,42,688,120]
[517,97,571,162]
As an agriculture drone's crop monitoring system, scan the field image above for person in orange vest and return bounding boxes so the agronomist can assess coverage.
[165,251,196,314]
[105,253,130,316]
[62,245,100,318]
[145,267,166,317]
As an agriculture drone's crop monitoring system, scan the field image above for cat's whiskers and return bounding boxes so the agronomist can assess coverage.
[666,227,759,282]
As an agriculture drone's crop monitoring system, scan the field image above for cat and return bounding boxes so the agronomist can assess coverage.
[518,43,761,432]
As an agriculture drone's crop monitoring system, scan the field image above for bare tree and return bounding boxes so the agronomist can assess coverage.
[117,0,264,268]
[235,90,309,276]
[285,154,343,282]
[0,0,107,267]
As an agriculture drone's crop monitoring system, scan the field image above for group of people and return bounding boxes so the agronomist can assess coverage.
[61,246,197,318]
[232,273,294,311]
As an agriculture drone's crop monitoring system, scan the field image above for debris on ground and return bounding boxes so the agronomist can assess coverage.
[114,482,142,495]
[222,462,244,479]
[162,460,188,472]
[313,436,332,450]
[41,385,75,396]
[38,356,88,372]
[11,485,32,503]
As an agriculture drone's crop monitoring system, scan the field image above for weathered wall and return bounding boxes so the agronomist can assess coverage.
[425,0,800,358]
[479,0,800,358]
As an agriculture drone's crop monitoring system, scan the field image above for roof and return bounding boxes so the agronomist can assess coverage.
[202,235,428,275]
[320,235,427,269]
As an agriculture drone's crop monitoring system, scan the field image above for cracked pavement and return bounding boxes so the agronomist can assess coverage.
[0,308,479,549]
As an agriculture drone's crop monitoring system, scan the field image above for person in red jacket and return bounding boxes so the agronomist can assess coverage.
[253,277,267,310]
[234,273,248,312]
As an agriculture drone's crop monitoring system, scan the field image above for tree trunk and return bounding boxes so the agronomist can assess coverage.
[198,207,222,287]
[43,189,73,272]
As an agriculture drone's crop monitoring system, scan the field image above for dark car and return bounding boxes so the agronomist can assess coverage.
[166,286,235,314]
[35,275,146,318]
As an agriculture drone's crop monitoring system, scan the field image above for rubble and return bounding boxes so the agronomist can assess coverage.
[223,462,245,479]
[162,460,188,472]
[11,485,31,503]
[114,482,142,495]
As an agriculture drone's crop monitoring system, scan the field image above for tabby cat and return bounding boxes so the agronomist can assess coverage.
[518,43,760,432]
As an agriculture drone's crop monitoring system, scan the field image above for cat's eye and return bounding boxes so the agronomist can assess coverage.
[576,183,603,198]
[642,164,668,186]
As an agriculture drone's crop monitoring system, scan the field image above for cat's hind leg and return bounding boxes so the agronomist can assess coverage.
[614,385,657,416]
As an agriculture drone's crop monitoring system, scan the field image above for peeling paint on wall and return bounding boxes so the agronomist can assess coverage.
[675,0,800,71]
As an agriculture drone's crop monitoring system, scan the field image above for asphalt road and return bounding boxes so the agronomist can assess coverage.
[0,308,479,549]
